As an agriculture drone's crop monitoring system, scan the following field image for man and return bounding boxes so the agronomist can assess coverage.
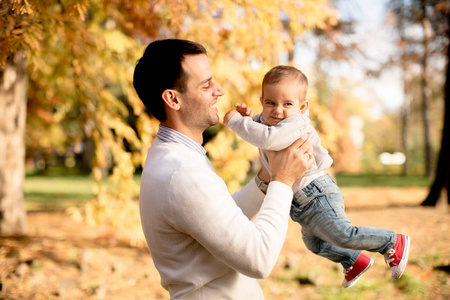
[133,39,314,299]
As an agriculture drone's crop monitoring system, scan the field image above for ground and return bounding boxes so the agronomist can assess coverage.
[1,186,449,299]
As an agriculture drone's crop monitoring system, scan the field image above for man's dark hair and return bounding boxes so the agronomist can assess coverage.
[133,39,207,121]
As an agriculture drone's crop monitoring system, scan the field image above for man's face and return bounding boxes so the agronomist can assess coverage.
[179,54,224,131]
[261,78,305,126]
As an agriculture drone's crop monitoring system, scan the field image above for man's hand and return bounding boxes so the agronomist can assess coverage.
[266,134,314,188]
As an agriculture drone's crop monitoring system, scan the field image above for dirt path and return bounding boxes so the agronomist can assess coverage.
[1,187,449,299]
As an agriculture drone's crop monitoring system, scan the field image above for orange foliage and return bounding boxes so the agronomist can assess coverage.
[327,90,361,173]
[1,0,339,239]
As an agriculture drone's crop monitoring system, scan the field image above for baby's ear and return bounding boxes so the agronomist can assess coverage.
[300,101,309,114]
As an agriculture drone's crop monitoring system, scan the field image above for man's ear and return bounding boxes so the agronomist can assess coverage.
[162,89,181,110]
[300,101,309,114]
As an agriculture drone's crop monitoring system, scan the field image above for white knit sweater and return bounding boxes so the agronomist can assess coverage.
[140,135,294,299]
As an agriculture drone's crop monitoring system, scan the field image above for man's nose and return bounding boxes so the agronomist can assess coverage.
[213,80,224,96]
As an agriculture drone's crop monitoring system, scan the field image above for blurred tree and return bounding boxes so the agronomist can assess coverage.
[0,0,338,239]
[326,78,375,173]
[419,0,434,178]
[422,10,449,206]
[0,0,145,235]
[295,9,368,173]
[388,0,448,177]
[0,49,28,234]
[396,0,413,176]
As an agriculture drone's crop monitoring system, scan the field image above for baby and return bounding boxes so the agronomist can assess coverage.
[223,65,410,288]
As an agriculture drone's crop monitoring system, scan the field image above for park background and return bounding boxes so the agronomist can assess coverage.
[0,0,449,299]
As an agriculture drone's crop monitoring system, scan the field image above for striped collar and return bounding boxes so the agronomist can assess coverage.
[157,125,206,155]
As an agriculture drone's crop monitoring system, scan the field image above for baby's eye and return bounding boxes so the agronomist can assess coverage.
[284,102,293,106]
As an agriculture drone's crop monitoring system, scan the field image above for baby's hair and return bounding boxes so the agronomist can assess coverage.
[262,65,308,87]
[262,65,308,100]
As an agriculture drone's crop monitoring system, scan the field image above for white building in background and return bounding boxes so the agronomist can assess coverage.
[379,152,406,165]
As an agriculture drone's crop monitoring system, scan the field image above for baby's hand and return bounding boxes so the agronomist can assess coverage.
[235,103,253,118]
[223,103,253,125]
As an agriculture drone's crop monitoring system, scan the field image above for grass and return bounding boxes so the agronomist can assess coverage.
[334,174,432,188]
[24,173,432,212]
[19,173,447,299]
[24,175,95,212]
[24,174,142,212]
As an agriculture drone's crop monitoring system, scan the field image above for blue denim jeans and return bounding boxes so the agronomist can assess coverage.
[290,174,397,269]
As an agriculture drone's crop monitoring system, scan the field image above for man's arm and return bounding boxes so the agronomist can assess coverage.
[232,164,270,218]
[226,113,312,151]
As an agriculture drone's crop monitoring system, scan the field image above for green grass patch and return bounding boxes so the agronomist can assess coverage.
[24,174,141,212]
[393,273,424,295]
[24,175,95,212]
[334,174,432,187]
[24,173,432,212]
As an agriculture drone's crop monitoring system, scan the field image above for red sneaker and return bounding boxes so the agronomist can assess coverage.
[384,234,411,279]
[342,253,373,288]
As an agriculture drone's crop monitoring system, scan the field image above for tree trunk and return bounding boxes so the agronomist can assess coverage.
[399,5,410,177]
[401,90,410,176]
[421,12,450,207]
[0,51,28,234]
[421,0,434,179]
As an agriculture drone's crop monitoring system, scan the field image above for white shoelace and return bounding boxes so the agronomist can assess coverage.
[385,249,396,266]
[343,266,353,276]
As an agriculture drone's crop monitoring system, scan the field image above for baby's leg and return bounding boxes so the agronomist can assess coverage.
[302,226,360,269]
[291,174,396,255]
[302,226,374,288]
[305,191,396,254]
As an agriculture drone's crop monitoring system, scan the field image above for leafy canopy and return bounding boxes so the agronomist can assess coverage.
[1,0,337,244]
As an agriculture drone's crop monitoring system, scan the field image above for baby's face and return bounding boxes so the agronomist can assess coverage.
[261,79,306,126]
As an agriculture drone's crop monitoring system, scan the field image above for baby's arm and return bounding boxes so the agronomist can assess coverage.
[227,113,312,151]
[223,110,237,125]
